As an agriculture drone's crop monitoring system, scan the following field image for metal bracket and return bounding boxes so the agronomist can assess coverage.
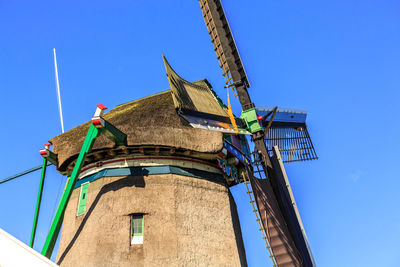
[39,143,58,166]
[224,80,244,88]
[263,106,278,138]
[91,104,127,146]
[240,107,263,133]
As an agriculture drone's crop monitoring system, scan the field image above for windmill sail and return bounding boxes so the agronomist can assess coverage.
[257,107,318,163]
[199,0,250,88]
[249,146,316,266]
[248,171,303,266]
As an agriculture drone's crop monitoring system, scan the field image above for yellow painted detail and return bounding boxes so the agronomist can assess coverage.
[227,90,238,133]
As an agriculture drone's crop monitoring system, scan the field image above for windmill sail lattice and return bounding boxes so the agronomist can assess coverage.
[199,0,250,95]
[266,127,318,163]
[257,107,318,163]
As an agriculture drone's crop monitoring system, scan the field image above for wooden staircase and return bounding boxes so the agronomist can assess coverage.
[244,153,303,266]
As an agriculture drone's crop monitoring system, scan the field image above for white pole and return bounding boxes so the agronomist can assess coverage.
[53,48,65,133]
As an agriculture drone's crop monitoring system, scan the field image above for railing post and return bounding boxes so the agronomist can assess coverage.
[29,157,48,248]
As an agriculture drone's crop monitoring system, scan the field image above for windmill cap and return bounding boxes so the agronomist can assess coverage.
[96,104,108,110]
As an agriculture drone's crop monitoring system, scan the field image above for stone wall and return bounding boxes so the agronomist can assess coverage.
[56,174,247,267]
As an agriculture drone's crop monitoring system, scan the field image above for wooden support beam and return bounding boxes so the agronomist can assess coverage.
[107,150,116,157]
[41,123,100,258]
[121,146,129,154]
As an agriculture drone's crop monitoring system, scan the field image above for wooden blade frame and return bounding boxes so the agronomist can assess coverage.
[257,107,318,163]
[199,0,271,169]
[199,0,250,89]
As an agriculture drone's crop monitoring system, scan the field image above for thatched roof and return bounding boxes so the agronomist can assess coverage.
[163,55,228,117]
[50,90,223,172]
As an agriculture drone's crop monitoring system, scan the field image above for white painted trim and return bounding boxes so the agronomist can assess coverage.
[131,236,143,245]
[257,106,307,114]
[188,122,251,135]
[78,156,221,180]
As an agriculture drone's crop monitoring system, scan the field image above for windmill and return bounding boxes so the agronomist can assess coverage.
[0,1,317,267]
[194,0,318,266]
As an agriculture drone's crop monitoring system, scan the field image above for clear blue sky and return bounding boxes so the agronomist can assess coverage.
[1,0,400,266]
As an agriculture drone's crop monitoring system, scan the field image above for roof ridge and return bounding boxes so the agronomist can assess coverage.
[115,90,171,109]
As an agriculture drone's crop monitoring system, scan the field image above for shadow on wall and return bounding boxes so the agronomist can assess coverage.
[57,173,147,265]
[228,190,249,267]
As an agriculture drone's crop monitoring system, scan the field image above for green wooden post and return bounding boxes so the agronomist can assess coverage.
[0,162,52,185]
[41,124,100,258]
[29,157,48,248]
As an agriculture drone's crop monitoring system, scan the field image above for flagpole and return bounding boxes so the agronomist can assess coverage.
[53,48,65,133]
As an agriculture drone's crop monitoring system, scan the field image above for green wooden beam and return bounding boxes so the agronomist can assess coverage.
[41,124,100,258]
[0,162,52,185]
[29,158,48,248]
[45,150,59,166]
[102,120,127,146]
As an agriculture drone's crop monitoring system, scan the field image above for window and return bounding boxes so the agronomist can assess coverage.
[131,214,144,244]
[77,182,90,216]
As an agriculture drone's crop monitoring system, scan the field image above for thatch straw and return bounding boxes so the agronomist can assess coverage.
[50,91,223,171]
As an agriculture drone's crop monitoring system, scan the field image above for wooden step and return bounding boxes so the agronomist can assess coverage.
[270,235,284,247]
[274,254,296,266]
[271,243,288,257]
